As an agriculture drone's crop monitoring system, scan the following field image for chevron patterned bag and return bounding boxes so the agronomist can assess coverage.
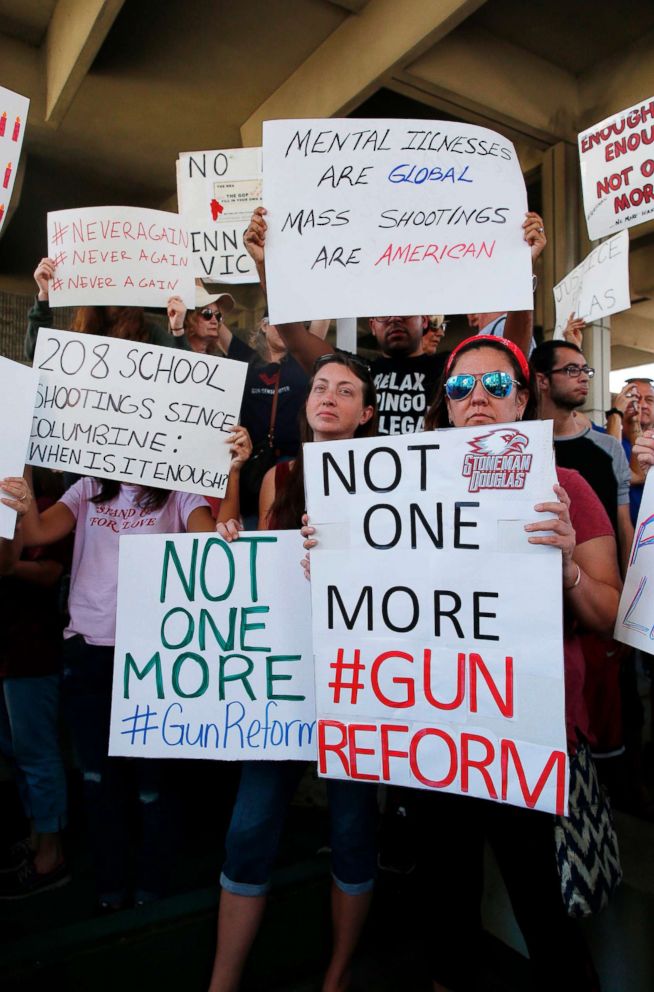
[554,742,623,917]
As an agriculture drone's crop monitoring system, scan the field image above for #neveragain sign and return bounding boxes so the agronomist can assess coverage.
[579,96,654,241]
[46,206,194,308]
[0,357,38,539]
[263,118,532,323]
[109,531,315,759]
[304,420,569,815]
[615,471,654,650]
[29,329,246,498]
[177,148,262,283]
[553,231,630,337]
[0,85,29,237]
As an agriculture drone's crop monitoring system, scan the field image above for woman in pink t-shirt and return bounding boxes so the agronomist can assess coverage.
[9,429,250,910]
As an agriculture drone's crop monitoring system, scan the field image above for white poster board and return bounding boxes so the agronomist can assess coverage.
[29,329,246,498]
[615,471,654,649]
[0,357,38,539]
[579,97,654,241]
[109,531,316,759]
[177,148,261,283]
[305,421,569,815]
[46,206,194,308]
[0,85,29,237]
[263,118,533,323]
[552,231,631,337]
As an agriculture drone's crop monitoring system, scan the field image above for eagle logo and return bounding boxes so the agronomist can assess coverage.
[467,428,529,456]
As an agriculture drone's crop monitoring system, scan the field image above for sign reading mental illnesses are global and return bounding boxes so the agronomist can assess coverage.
[29,329,246,498]
[263,118,533,323]
[552,231,631,337]
[579,96,654,241]
[109,531,316,760]
[0,357,39,539]
[177,148,262,283]
[615,471,654,651]
[304,420,570,815]
[46,206,195,308]
[0,85,29,237]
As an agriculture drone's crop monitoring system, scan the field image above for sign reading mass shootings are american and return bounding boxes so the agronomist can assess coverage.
[109,531,315,760]
[304,420,570,816]
[263,118,533,323]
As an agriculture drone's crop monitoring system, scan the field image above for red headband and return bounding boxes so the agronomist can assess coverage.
[445,334,531,383]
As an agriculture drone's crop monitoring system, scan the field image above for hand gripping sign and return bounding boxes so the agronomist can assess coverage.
[304,420,570,815]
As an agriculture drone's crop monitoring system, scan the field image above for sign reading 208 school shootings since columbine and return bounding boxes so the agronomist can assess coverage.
[553,230,630,338]
[28,329,247,498]
[579,96,654,241]
[0,85,29,237]
[304,420,570,816]
[263,118,533,323]
[46,206,195,308]
[109,531,316,760]
[177,148,262,283]
[0,356,39,540]
[615,472,654,651]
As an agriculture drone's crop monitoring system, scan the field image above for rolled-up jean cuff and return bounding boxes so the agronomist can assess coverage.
[220,870,270,897]
[332,871,374,896]
[33,814,67,834]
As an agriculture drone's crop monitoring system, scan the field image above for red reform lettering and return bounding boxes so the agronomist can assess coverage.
[460,732,498,799]
[501,740,567,814]
[409,727,458,788]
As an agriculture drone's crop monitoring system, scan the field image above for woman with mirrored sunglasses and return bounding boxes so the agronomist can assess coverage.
[417,335,621,992]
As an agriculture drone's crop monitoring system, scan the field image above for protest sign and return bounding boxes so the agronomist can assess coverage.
[615,471,654,650]
[579,96,654,241]
[109,531,315,759]
[304,421,569,815]
[0,357,38,539]
[29,329,246,497]
[263,118,532,323]
[0,85,29,237]
[46,206,194,308]
[552,231,630,337]
[177,148,262,283]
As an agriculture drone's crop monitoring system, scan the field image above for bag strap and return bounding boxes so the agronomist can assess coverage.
[267,370,281,446]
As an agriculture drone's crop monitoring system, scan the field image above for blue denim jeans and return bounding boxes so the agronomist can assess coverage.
[221,760,377,897]
[63,635,170,903]
[0,674,67,833]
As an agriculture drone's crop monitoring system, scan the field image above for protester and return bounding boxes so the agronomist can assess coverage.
[0,468,70,898]
[242,207,547,435]
[166,283,235,355]
[25,257,191,360]
[531,339,633,575]
[606,377,654,524]
[0,476,32,574]
[1,430,251,910]
[207,353,379,992]
[422,315,447,356]
[420,335,621,991]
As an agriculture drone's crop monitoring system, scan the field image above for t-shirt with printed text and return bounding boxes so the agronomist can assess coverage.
[59,478,209,645]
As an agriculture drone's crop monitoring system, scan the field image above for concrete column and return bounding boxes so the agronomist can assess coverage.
[541,140,610,417]
[336,317,357,353]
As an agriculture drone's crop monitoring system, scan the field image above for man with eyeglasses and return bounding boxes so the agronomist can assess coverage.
[531,339,633,572]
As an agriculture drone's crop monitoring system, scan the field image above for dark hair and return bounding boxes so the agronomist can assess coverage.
[626,377,654,386]
[71,307,149,342]
[529,339,584,376]
[268,353,378,530]
[425,337,538,429]
[89,479,171,511]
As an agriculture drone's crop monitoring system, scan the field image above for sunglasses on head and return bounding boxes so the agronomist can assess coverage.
[313,352,372,375]
[198,308,221,321]
[445,370,521,401]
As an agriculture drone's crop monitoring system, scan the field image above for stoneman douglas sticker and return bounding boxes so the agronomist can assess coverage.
[462,427,532,494]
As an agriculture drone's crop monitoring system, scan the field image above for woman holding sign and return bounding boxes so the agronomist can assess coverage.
[209,353,378,992]
[418,335,621,992]
[2,429,251,911]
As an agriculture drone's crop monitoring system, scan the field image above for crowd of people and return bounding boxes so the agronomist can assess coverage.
[0,197,652,992]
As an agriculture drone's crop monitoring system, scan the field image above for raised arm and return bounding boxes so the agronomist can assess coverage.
[504,212,547,357]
